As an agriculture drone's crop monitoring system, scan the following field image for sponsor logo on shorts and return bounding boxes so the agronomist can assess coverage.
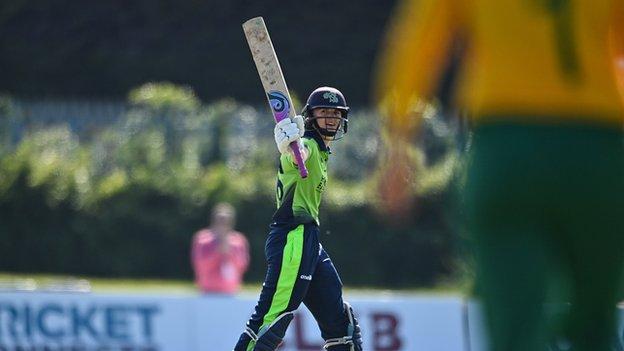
[299,274,312,281]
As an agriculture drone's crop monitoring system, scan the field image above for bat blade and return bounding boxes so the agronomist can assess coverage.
[243,17,308,178]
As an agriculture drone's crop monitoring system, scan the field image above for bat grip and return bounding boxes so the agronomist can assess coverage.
[289,141,308,178]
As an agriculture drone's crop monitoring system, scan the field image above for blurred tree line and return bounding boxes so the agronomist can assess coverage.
[0,82,464,288]
[0,0,396,105]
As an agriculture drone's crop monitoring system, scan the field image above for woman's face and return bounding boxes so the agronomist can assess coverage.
[312,108,343,135]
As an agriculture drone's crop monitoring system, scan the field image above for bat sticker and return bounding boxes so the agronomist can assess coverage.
[267,90,291,122]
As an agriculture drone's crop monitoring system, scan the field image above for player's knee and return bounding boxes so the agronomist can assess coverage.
[324,301,363,351]
[254,311,295,351]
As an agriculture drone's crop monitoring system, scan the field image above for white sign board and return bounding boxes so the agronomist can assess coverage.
[0,292,194,350]
[0,292,467,351]
[196,294,466,351]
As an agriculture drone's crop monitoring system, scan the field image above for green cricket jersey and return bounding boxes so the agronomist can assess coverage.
[272,131,329,226]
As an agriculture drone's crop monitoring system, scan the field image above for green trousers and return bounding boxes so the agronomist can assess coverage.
[464,121,624,351]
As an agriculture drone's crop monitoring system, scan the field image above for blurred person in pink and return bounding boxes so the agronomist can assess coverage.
[191,203,249,294]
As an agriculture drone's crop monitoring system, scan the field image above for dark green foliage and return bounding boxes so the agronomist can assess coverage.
[320,195,457,287]
[0,86,462,288]
[0,0,397,105]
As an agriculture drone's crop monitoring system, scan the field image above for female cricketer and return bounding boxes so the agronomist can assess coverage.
[233,87,363,351]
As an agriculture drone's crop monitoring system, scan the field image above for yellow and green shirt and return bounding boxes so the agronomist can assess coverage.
[376,0,624,128]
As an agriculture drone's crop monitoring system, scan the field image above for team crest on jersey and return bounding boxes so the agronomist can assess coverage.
[323,92,339,103]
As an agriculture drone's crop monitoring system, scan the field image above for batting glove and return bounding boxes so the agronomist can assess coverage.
[274,115,304,155]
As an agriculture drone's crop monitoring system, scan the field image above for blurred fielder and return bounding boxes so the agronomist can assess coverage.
[233,87,363,351]
[375,1,624,351]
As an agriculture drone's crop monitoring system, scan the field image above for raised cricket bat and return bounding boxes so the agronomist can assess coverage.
[242,16,308,178]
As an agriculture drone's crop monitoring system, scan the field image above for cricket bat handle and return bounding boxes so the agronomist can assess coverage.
[290,142,308,178]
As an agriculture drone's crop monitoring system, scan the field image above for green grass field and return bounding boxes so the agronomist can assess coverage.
[0,272,467,296]
[0,272,196,293]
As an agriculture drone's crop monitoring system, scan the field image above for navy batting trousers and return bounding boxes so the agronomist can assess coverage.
[236,222,350,349]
